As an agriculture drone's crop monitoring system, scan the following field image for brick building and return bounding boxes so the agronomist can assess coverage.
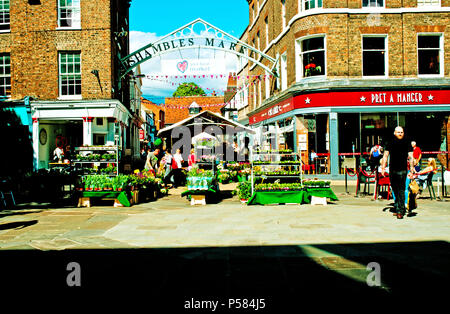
[234,0,450,175]
[141,97,165,144]
[0,0,133,169]
[164,96,226,125]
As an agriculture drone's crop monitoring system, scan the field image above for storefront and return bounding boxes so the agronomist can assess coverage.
[248,88,450,176]
[31,99,132,170]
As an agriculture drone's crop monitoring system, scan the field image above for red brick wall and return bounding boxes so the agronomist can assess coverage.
[0,0,127,101]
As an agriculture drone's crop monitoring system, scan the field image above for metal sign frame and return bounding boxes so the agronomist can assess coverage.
[120,18,278,78]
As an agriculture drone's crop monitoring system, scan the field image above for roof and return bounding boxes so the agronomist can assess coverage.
[157,110,255,136]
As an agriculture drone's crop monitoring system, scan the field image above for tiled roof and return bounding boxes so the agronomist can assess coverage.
[164,96,226,124]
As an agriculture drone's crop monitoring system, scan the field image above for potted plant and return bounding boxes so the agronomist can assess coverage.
[237,181,251,203]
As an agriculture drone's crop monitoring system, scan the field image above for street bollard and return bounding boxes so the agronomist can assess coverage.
[345,166,348,194]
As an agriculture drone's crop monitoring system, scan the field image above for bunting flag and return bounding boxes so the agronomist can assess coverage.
[161,102,231,109]
[144,74,273,80]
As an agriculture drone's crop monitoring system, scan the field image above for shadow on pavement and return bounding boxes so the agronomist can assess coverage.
[0,241,448,311]
[0,220,38,231]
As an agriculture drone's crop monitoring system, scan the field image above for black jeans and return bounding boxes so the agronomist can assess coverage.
[390,169,407,214]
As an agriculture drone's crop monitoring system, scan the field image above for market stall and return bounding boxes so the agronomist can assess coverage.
[181,133,220,205]
[245,149,337,205]
[76,171,166,207]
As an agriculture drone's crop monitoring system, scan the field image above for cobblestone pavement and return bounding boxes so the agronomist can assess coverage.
[0,182,448,311]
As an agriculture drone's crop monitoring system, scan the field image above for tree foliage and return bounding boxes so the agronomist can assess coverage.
[172,82,206,97]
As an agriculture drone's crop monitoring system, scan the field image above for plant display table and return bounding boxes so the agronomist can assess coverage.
[302,187,338,204]
[183,162,218,205]
[247,187,338,205]
[247,190,308,205]
[77,190,131,207]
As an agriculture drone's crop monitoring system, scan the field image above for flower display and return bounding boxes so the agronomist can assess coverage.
[304,63,322,77]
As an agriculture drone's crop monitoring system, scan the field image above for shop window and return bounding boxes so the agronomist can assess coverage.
[280,52,288,90]
[417,35,442,76]
[362,0,384,7]
[0,53,10,97]
[59,52,81,98]
[257,31,260,51]
[93,134,105,146]
[281,0,286,30]
[417,0,439,6]
[265,71,271,99]
[58,0,81,28]
[265,16,269,47]
[362,36,387,77]
[303,0,323,10]
[298,36,326,78]
[0,0,10,31]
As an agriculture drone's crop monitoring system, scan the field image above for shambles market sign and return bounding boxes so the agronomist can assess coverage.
[120,18,278,78]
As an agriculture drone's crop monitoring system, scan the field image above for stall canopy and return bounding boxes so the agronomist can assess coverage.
[192,132,219,143]
[157,110,255,137]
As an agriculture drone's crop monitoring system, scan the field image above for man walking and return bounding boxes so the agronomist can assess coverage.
[381,126,414,219]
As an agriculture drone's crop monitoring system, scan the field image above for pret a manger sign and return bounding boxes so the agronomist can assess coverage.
[370,92,425,104]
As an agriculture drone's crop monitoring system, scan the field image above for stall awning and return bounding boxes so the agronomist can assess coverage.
[31,99,132,126]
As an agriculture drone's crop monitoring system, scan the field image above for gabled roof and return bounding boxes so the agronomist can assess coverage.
[157,110,254,136]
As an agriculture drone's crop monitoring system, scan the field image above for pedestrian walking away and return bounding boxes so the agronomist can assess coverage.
[381,126,414,219]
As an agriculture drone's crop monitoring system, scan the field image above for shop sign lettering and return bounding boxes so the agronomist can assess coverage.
[124,37,241,68]
[268,105,282,117]
[370,92,424,104]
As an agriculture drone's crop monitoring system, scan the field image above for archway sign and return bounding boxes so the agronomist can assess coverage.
[120,18,278,79]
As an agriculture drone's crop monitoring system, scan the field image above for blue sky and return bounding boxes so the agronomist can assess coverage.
[129,0,250,101]
[130,0,249,38]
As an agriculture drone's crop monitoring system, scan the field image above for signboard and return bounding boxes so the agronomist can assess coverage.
[139,129,145,140]
[161,59,226,76]
[249,89,450,125]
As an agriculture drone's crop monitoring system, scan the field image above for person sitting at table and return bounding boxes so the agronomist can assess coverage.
[412,157,437,194]
[53,146,64,163]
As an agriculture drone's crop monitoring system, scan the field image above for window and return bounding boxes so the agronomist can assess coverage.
[417,35,443,75]
[303,0,323,10]
[265,71,271,99]
[362,0,384,7]
[0,0,9,31]
[58,0,81,28]
[281,0,286,30]
[93,134,106,146]
[362,36,387,76]
[265,16,269,48]
[417,0,439,6]
[0,53,10,97]
[298,36,326,78]
[59,52,82,98]
[280,52,288,90]
[258,79,262,105]
[251,4,255,22]
[188,101,200,115]
[257,31,260,51]
[96,118,104,126]
[253,83,257,108]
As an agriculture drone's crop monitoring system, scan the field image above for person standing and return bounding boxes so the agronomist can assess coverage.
[381,126,414,219]
[188,148,196,169]
[162,150,174,188]
[411,141,422,172]
[173,148,184,188]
